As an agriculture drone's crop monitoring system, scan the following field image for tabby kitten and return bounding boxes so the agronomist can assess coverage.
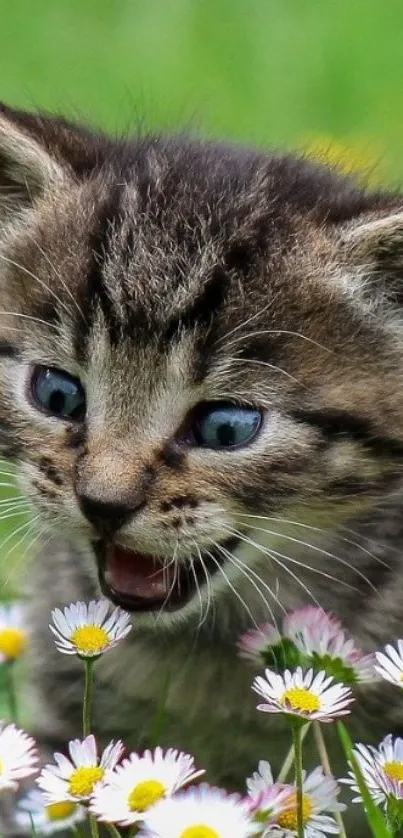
[1,103,403,809]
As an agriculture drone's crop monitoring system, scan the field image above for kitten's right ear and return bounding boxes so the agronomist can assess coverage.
[0,106,69,216]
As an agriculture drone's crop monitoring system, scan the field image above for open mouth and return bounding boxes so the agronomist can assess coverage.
[93,537,240,613]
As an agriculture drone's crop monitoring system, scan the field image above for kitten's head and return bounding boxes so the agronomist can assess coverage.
[1,103,403,624]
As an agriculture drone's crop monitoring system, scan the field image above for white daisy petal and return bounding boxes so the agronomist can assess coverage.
[37,736,123,803]
[137,783,257,837]
[342,733,403,805]
[253,666,353,722]
[15,789,86,835]
[263,767,344,838]
[49,599,132,658]
[90,747,205,826]
[0,722,38,791]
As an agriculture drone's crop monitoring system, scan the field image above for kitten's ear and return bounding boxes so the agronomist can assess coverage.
[0,108,68,210]
[341,210,403,300]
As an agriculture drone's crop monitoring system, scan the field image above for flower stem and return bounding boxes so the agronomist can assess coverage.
[106,824,123,838]
[83,658,95,737]
[4,660,18,723]
[313,721,347,838]
[278,722,311,782]
[292,721,304,838]
[89,814,99,838]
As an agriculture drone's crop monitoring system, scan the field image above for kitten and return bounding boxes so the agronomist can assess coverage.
[1,102,403,816]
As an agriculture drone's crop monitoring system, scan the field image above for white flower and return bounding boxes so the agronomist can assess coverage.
[90,747,205,826]
[237,624,281,663]
[37,735,124,803]
[266,767,344,838]
[342,734,403,805]
[375,641,403,687]
[246,760,276,797]
[15,789,86,835]
[137,783,258,837]
[253,667,354,722]
[49,600,132,658]
[0,722,38,791]
[0,602,28,661]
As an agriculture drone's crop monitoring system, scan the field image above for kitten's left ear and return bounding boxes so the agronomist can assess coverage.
[0,108,68,203]
[341,210,403,299]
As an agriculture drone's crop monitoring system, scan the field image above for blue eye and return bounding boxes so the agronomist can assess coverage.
[31,367,85,421]
[191,402,262,449]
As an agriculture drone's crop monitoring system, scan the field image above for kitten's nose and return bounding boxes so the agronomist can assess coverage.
[78,493,145,536]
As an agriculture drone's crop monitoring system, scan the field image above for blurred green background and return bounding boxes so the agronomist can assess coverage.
[2,0,403,584]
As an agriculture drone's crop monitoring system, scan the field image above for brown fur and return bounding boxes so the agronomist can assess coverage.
[2,104,403,832]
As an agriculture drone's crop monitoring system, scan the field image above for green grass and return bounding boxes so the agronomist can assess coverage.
[1,0,403,577]
[0,0,403,178]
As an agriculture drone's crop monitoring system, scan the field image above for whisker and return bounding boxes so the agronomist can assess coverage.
[216,301,273,345]
[0,311,60,332]
[223,525,324,608]
[224,329,333,355]
[0,253,71,319]
[235,512,390,569]
[214,539,283,626]
[203,547,261,630]
[226,357,308,389]
[33,241,88,325]
[230,520,380,592]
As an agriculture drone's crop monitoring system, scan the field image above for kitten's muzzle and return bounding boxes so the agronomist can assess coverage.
[78,492,146,536]
[93,538,240,613]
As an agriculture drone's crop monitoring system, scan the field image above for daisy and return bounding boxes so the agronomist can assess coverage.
[237,624,282,664]
[253,667,354,722]
[375,640,403,687]
[49,600,132,658]
[238,606,374,684]
[0,602,28,661]
[283,606,342,641]
[137,783,258,837]
[244,783,294,826]
[15,789,86,835]
[246,760,276,797]
[266,767,344,838]
[90,747,205,826]
[0,722,38,791]
[342,734,403,805]
[37,735,124,803]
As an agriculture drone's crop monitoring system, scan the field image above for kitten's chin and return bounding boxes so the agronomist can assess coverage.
[93,538,239,613]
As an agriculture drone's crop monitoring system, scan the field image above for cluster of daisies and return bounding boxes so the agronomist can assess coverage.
[2,601,403,836]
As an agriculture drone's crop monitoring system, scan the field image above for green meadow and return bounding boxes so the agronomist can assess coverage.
[1,0,403,581]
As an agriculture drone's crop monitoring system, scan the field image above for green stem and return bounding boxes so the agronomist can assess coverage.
[277,722,311,782]
[89,815,99,838]
[106,824,123,838]
[4,660,18,723]
[313,721,348,838]
[292,721,304,838]
[83,658,95,737]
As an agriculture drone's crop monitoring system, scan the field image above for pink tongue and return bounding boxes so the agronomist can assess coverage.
[106,547,173,600]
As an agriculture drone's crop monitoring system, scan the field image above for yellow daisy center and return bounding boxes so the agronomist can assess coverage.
[70,625,109,655]
[180,828,219,838]
[384,761,403,782]
[128,779,166,812]
[278,792,313,829]
[0,627,27,659]
[68,765,104,796]
[46,801,77,821]
[280,686,320,713]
